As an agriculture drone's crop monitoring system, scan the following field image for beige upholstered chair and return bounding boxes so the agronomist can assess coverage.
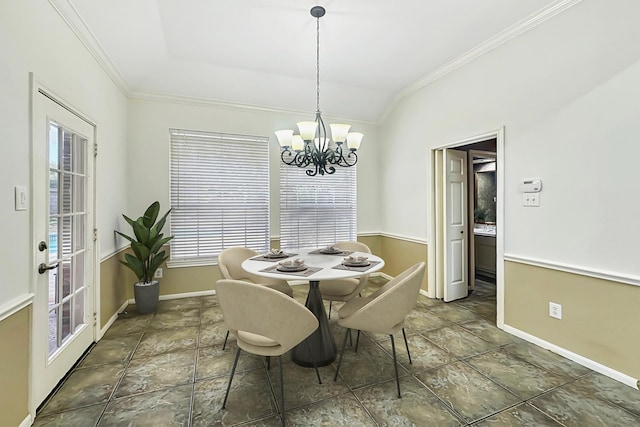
[318,241,372,318]
[333,262,425,398]
[218,247,294,350]
[216,279,321,427]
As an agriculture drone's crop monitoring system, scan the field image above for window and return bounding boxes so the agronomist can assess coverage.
[280,164,356,250]
[169,129,270,265]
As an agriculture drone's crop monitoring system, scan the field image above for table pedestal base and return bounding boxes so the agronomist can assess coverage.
[292,280,336,367]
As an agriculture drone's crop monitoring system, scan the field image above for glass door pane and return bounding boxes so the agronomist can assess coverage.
[47,123,89,356]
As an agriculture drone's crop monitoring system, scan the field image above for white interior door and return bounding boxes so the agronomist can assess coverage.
[443,148,468,302]
[32,91,95,410]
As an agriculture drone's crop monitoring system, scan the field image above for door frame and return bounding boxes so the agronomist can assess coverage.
[427,127,505,328]
[29,75,99,414]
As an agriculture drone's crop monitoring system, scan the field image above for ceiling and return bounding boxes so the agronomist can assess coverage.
[61,0,564,122]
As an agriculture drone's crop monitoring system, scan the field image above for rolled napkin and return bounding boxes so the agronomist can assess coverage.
[344,255,368,263]
[279,258,305,268]
[270,248,283,255]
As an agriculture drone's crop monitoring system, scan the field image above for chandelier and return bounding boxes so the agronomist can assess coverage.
[275,6,363,177]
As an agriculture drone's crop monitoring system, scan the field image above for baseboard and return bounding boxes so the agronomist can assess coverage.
[98,300,130,340]
[19,413,32,427]
[377,272,394,281]
[502,324,639,390]
[125,289,219,305]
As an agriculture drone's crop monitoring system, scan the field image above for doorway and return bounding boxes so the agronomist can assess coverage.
[468,149,497,292]
[427,128,504,328]
[31,85,97,411]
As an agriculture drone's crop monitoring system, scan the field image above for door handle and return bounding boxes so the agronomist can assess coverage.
[38,262,59,274]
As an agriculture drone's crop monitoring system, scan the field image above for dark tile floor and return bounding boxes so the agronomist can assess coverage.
[34,277,640,426]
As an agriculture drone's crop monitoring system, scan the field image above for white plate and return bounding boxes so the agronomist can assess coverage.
[277,264,307,272]
[343,261,370,267]
[320,248,342,254]
[265,253,289,259]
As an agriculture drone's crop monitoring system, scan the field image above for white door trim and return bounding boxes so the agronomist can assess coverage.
[427,127,505,327]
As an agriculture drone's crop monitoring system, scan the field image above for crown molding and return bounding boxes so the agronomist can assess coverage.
[49,0,375,125]
[130,91,378,125]
[51,0,581,125]
[49,0,131,96]
[378,0,583,123]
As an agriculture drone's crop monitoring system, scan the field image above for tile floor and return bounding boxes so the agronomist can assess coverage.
[34,277,640,426]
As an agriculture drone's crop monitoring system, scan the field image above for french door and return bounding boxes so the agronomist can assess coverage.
[31,90,95,410]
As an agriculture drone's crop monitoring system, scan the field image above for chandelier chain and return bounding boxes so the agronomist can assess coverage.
[316,14,320,113]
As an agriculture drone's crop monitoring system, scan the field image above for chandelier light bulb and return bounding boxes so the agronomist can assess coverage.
[330,124,351,144]
[346,132,364,151]
[291,135,305,151]
[297,121,318,141]
[275,129,294,148]
[314,137,330,151]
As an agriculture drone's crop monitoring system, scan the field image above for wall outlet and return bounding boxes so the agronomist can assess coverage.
[154,268,163,279]
[549,302,562,319]
[522,192,540,207]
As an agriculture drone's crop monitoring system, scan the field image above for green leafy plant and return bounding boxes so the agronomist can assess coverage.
[116,201,173,284]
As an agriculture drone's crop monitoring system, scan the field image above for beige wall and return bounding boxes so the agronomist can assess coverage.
[505,261,640,380]
[99,253,127,327]
[98,234,420,328]
[0,307,30,427]
[100,248,223,327]
[379,236,428,290]
[358,235,382,258]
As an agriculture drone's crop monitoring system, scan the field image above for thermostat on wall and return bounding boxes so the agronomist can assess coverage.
[519,178,542,193]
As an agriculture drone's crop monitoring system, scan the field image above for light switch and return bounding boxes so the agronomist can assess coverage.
[15,186,28,211]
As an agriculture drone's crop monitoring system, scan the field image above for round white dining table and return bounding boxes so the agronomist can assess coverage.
[242,248,385,367]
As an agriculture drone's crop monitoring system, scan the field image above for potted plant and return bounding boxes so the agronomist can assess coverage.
[116,201,173,313]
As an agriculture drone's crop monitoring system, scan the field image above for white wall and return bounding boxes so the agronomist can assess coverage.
[379,0,640,279]
[125,98,380,244]
[0,1,129,307]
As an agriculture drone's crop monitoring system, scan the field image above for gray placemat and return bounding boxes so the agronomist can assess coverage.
[308,248,354,256]
[250,253,297,262]
[332,260,381,272]
[260,264,322,277]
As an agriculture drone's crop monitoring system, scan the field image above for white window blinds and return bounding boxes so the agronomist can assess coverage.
[169,129,270,264]
[280,164,356,251]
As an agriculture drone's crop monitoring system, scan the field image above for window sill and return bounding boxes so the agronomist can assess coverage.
[167,258,218,269]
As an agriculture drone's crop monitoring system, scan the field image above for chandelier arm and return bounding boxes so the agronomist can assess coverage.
[281,148,297,166]
[339,150,358,167]
[316,111,327,152]
[296,151,311,168]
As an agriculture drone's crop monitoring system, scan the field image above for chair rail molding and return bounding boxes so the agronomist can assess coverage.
[0,293,34,322]
[503,253,640,287]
